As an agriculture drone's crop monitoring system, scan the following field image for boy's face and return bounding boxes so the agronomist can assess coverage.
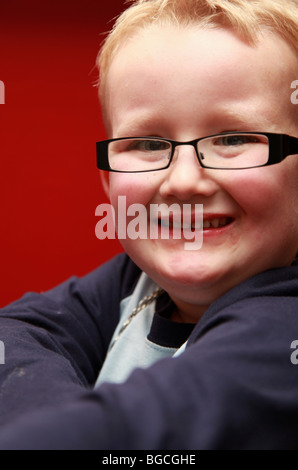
[102,25,298,320]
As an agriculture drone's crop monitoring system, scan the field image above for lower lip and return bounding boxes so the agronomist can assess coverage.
[201,221,234,239]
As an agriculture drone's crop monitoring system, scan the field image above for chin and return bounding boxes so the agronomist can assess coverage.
[124,240,232,293]
[150,257,226,294]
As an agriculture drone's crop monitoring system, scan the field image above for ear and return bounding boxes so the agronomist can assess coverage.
[100,170,110,199]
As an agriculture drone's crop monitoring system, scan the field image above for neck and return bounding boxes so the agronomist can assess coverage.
[169,296,209,324]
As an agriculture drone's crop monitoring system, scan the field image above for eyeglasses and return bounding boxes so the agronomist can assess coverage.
[96,132,298,172]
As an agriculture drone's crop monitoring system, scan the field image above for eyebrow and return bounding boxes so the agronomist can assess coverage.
[113,103,286,139]
[114,115,163,138]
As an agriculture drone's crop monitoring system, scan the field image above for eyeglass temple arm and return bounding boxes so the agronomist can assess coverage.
[286,135,298,156]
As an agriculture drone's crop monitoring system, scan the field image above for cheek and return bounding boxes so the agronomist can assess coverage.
[109,173,160,205]
[220,169,277,218]
[226,164,285,203]
[222,164,298,234]
[108,173,163,207]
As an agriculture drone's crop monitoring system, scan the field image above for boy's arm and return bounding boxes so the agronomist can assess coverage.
[0,253,137,425]
[0,292,297,449]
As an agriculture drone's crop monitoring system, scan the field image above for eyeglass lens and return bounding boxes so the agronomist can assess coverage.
[107,134,269,171]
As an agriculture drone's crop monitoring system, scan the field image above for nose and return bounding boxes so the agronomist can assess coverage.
[159,144,219,201]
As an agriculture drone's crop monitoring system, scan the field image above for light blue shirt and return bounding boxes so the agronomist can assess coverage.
[95,272,187,387]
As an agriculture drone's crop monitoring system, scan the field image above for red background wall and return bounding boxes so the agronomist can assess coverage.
[0,0,126,307]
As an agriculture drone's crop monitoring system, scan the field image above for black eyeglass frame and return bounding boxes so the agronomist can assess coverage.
[96,132,298,173]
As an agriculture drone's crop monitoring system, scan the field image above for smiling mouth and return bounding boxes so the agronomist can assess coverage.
[158,216,233,230]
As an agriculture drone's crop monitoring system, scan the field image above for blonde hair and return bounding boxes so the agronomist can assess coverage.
[97,0,298,110]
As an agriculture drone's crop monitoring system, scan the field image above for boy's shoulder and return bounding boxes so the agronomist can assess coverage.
[1,253,142,324]
[188,263,298,346]
[41,252,142,312]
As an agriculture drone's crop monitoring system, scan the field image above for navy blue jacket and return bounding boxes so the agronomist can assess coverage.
[0,253,298,449]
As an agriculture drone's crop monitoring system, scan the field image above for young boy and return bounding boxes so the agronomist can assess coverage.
[0,0,297,449]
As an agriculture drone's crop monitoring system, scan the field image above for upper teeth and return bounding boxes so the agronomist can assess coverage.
[203,218,228,229]
[160,217,229,229]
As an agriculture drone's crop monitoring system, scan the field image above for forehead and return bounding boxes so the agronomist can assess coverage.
[104,25,297,136]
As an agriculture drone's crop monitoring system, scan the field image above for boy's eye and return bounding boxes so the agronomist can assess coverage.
[213,135,260,146]
[200,133,269,165]
[127,139,170,152]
